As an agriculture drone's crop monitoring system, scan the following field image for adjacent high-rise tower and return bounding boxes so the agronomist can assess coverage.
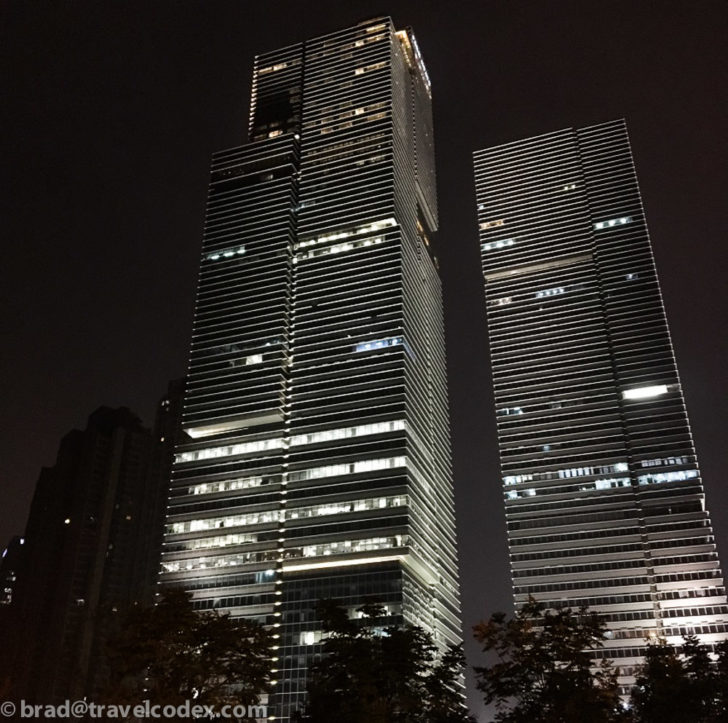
[3,408,158,702]
[161,18,462,720]
[474,119,727,691]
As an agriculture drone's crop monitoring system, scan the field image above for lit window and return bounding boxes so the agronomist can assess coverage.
[290,420,404,446]
[205,245,246,262]
[245,354,263,365]
[258,62,288,75]
[504,462,629,487]
[504,488,536,500]
[301,535,407,559]
[480,219,505,230]
[161,546,280,572]
[296,218,396,250]
[497,407,522,416]
[482,238,516,251]
[563,183,577,191]
[354,61,387,76]
[287,495,407,520]
[594,478,631,490]
[361,457,404,473]
[167,510,279,535]
[177,532,258,550]
[295,236,384,262]
[622,385,669,401]
[175,438,285,464]
[354,336,403,353]
[189,476,264,495]
[637,470,699,486]
[299,631,323,645]
[503,473,534,487]
[640,457,689,468]
[594,216,633,230]
[535,287,565,299]
[288,456,407,482]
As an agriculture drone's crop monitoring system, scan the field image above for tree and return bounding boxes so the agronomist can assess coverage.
[629,639,691,723]
[102,588,272,718]
[297,601,474,723]
[713,639,728,716]
[630,635,728,723]
[473,597,627,723]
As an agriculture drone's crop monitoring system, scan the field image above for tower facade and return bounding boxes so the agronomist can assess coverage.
[161,18,461,719]
[474,119,727,690]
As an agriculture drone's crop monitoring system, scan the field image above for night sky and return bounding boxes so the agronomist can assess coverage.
[2,1,726,717]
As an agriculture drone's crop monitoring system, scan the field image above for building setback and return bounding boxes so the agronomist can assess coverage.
[160,17,462,720]
[473,119,728,691]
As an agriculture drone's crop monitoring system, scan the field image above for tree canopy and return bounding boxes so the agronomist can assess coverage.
[297,601,474,723]
[103,588,272,716]
[473,597,626,723]
[100,589,728,723]
[474,598,728,723]
[631,635,728,723]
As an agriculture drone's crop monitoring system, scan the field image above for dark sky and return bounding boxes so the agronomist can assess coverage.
[2,1,726,718]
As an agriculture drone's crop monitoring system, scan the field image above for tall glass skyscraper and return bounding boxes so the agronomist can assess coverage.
[160,18,461,720]
[474,119,727,691]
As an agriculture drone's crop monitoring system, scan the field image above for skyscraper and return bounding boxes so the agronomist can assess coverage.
[4,408,156,702]
[160,18,461,720]
[473,119,728,691]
